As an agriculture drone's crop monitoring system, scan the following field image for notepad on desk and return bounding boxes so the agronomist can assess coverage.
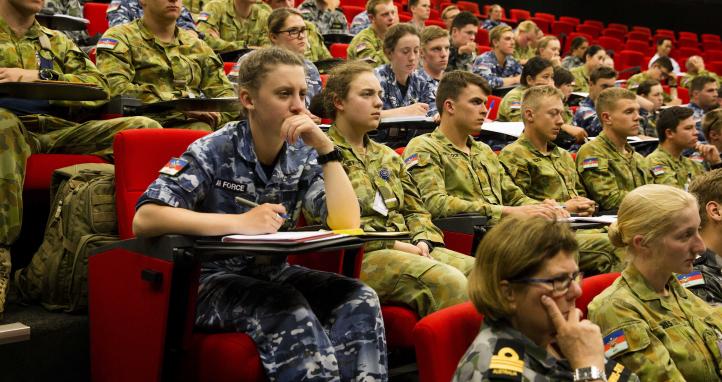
[563,215,617,224]
[222,231,345,244]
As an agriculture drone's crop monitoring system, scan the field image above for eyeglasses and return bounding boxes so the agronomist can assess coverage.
[510,271,583,297]
[276,27,307,39]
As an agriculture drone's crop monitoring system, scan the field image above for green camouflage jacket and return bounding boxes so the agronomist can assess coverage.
[196,0,270,52]
[645,146,706,190]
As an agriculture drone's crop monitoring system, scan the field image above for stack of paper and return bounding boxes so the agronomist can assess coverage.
[222,231,345,244]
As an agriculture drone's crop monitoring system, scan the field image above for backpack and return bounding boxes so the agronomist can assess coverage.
[14,163,119,313]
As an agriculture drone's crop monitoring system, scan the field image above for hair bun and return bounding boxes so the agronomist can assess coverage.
[607,221,625,248]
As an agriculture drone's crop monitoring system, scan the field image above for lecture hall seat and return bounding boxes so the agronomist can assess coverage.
[83,2,109,37]
[575,272,621,317]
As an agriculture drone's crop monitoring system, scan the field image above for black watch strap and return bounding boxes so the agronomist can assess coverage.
[317,147,341,165]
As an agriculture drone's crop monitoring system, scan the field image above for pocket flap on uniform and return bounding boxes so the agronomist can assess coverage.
[603,322,650,359]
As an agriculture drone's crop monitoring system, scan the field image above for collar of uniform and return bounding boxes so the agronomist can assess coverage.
[689,102,703,113]
[0,17,50,41]
[598,131,635,157]
[580,65,590,81]
[137,18,181,45]
[484,317,567,371]
[697,248,722,270]
[300,0,320,12]
[327,125,374,158]
[431,127,475,152]
[655,145,681,162]
[234,120,296,174]
[517,132,559,158]
[622,264,688,309]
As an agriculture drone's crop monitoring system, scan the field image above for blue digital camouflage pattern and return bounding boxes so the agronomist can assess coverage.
[480,19,506,30]
[471,50,522,89]
[350,10,370,35]
[374,64,437,116]
[688,102,708,143]
[416,68,439,96]
[106,0,197,31]
[136,120,388,381]
[304,59,322,109]
[298,0,349,35]
[573,96,602,137]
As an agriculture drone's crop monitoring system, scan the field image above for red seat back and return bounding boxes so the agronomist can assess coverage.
[456,0,480,15]
[113,129,209,239]
[596,36,624,53]
[83,2,109,36]
[551,20,575,37]
[330,43,349,59]
[576,24,601,38]
[529,17,550,34]
[702,33,721,43]
[704,50,722,63]
[509,8,530,21]
[703,42,722,52]
[616,50,645,71]
[576,272,621,317]
[558,16,580,26]
[607,23,628,33]
[414,302,483,382]
[584,19,604,29]
[679,31,698,42]
[340,5,364,24]
[475,28,489,46]
[486,95,502,120]
[708,61,722,77]
[626,31,650,43]
[534,12,555,23]
[602,28,626,40]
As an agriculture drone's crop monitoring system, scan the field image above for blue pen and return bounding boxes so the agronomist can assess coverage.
[488,99,496,114]
[235,196,289,219]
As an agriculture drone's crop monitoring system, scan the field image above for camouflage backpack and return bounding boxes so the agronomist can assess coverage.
[14,163,119,312]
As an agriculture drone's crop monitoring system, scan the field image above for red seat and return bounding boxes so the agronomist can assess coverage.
[576,24,601,38]
[623,39,650,53]
[476,45,491,55]
[601,28,626,40]
[626,31,650,43]
[663,85,690,104]
[486,95,502,121]
[509,8,530,21]
[456,0,480,15]
[534,12,555,23]
[678,39,700,50]
[607,23,629,33]
[340,0,366,7]
[320,73,329,88]
[429,8,439,20]
[414,302,483,382]
[708,61,722,77]
[656,29,676,40]
[222,62,234,75]
[616,50,645,72]
[596,36,624,53]
[424,19,446,28]
[702,33,721,43]
[475,28,489,46]
[83,2,109,36]
[558,16,580,27]
[679,31,698,42]
[529,17,550,34]
[340,5,365,24]
[24,154,108,191]
[678,46,702,58]
[329,43,349,59]
[563,32,593,54]
[584,19,604,29]
[398,12,412,22]
[575,273,621,317]
[704,50,722,63]
[703,41,722,52]
[631,25,651,35]
[394,146,405,156]
[551,21,575,37]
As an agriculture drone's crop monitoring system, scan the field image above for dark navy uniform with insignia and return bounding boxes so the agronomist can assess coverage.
[136,120,388,381]
[688,249,722,306]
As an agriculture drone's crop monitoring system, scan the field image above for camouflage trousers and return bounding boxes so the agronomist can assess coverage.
[148,111,239,131]
[360,247,474,317]
[576,228,626,276]
[195,264,388,382]
[0,108,161,312]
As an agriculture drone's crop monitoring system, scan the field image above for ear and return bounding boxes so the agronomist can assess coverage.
[444,98,455,115]
[630,234,651,256]
[600,110,613,126]
[269,32,278,45]
[499,280,517,309]
[523,107,533,123]
[665,128,675,140]
[332,93,344,113]
[707,201,722,223]
[238,88,255,111]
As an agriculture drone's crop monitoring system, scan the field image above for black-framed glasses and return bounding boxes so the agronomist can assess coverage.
[509,271,583,297]
[276,27,307,39]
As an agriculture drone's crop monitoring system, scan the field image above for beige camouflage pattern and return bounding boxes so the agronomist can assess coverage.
[497,85,526,122]
[197,0,270,52]
[95,19,237,129]
[305,21,332,62]
[329,127,472,316]
[404,129,536,222]
[512,44,535,63]
[576,132,649,211]
[645,146,706,189]
[571,65,590,93]
[183,0,207,16]
[347,26,388,65]
[589,264,722,381]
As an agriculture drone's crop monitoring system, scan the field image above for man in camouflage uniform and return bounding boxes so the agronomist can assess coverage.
[471,24,521,89]
[350,9,369,35]
[573,66,617,137]
[576,88,649,212]
[512,20,539,65]
[682,55,721,89]
[404,71,561,224]
[0,0,161,315]
[499,86,625,274]
[328,126,472,317]
[347,0,396,65]
[136,116,388,381]
[106,0,198,32]
[182,0,206,18]
[446,11,477,72]
[96,0,237,130]
[42,0,93,51]
[626,56,680,106]
[298,0,348,35]
[688,169,722,306]
[196,0,270,53]
[646,107,721,189]
[689,75,720,143]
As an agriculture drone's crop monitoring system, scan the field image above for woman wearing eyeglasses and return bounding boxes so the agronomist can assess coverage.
[588,184,722,381]
[454,216,638,382]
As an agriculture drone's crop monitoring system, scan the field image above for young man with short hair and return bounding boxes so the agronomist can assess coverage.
[573,66,617,137]
[347,0,396,64]
[648,37,680,75]
[471,24,521,89]
[689,75,721,142]
[682,55,721,89]
[418,25,449,94]
[446,11,477,72]
[688,169,722,305]
[626,56,680,105]
[403,71,561,223]
[646,106,721,188]
[575,88,649,211]
[703,109,722,154]
[407,0,429,32]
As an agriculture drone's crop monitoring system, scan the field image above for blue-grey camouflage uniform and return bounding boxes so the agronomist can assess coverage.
[106,0,198,32]
[374,64,437,116]
[416,68,439,96]
[350,11,370,35]
[227,58,320,109]
[471,50,522,89]
[688,102,708,143]
[298,0,349,35]
[136,120,388,382]
[573,96,602,137]
[480,19,506,30]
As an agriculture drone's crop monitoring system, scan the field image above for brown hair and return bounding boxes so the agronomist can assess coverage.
[535,35,559,55]
[267,7,304,34]
[435,70,491,115]
[366,0,393,16]
[420,25,449,46]
[322,61,375,118]
[236,47,305,114]
[689,169,722,228]
[703,108,722,142]
[595,87,635,116]
[522,85,564,114]
[383,23,419,56]
[489,24,512,47]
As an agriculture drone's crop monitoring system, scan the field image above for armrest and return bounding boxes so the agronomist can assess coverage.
[433,214,489,235]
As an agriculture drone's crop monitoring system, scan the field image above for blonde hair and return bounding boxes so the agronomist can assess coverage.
[516,20,540,35]
[489,24,512,47]
[322,61,375,118]
[366,0,393,16]
[469,216,578,319]
[595,87,636,116]
[521,85,564,115]
[536,35,559,55]
[420,25,449,46]
[608,184,698,249]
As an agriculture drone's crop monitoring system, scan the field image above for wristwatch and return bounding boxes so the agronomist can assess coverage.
[316,147,342,165]
[39,68,59,81]
[573,366,606,382]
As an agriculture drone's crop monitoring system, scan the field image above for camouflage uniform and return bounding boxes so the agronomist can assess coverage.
[350,11,370,35]
[480,19,506,31]
[561,54,583,70]
[645,146,706,189]
[305,21,333,62]
[0,18,161,314]
[96,19,237,130]
[688,249,722,306]
[588,264,722,381]
[347,26,388,66]
[374,64,437,116]
[512,44,535,63]
[43,0,91,50]
[453,317,639,382]
[404,129,536,223]
[638,108,657,137]
[182,0,206,18]
[137,120,388,381]
[496,85,525,122]
[681,69,721,89]
[196,0,270,53]
[498,134,625,274]
[416,68,439,96]
[688,102,709,143]
[447,45,475,72]
[576,131,649,211]
[626,72,672,103]
[329,127,473,317]
[570,65,590,92]
[298,0,349,35]
[106,0,198,31]
[573,96,602,137]
[471,51,522,89]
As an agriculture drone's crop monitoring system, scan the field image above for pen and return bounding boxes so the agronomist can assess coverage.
[488,99,496,113]
[235,196,289,219]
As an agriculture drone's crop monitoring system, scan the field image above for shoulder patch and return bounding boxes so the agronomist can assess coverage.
[107,2,120,12]
[509,100,521,110]
[159,157,189,177]
[228,62,240,78]
[651,165,666,176]
[404,153,419,169]
[603,329,629,358]
[96,38,119,50]
[677,271,705,288]
[355,42,368,53]
[487,338,525,381]
[582,157,599,169]
[198,12,210,21]
[691,153,705,163]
